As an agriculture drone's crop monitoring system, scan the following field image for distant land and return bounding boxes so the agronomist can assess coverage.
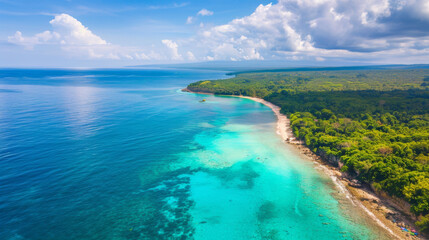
[129,62,429,73]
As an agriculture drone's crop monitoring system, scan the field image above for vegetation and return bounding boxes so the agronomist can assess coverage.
[188,69,429,231]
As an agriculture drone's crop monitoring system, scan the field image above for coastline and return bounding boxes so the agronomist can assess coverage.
[183,87,421,240]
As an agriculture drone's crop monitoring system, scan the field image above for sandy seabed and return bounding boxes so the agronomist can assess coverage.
[238,95,421,240]
[184,88,421,239]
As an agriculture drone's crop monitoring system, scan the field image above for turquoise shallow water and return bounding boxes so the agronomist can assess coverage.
[0,69,388,239]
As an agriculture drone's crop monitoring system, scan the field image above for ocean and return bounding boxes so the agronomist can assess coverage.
[0,69,388,239]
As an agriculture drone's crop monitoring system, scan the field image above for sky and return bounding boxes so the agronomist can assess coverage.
[1,0,429,67]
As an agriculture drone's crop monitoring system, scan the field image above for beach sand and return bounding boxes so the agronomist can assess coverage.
[237,96,301,144]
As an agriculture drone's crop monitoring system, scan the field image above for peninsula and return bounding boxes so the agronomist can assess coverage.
[186,68,429,239]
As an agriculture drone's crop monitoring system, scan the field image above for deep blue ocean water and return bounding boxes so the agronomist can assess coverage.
[0,69,389,239]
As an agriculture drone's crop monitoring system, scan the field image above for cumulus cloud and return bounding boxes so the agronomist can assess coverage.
[187,0,429,62]
[162,39,182,60]
[187,8,213,25]
[8,30,60,49]
[8,13,150,60]
[49,14,107,45]
[7,1,429,64]
[186,16,194,24]
[187,51,196,61]
[193,3,312,61]
[197,9,214,16]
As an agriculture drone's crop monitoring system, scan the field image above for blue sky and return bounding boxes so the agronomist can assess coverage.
[1,0,429,67]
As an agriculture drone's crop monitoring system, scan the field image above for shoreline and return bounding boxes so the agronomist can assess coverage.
[183,88,421,240]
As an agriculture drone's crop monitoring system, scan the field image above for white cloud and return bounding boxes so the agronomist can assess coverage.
[197,9,214,16]
[8,30,60,49]
[191,3,313,61]
[162,39,182,60]
[134,53,150,60]
[329,8,345,21]
[182,0,429,62]
[6,1,429,65]
[186,8,213,25]
[8,13,155,61]
[49,13,107,45]
[205,56,215,61]
[147,2,189,10]
[186,16,194,24]
[187,51,196,61]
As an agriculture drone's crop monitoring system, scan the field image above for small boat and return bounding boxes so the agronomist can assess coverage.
[199,99,206,102]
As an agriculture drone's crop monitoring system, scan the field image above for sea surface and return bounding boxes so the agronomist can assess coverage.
[0,69,389,240]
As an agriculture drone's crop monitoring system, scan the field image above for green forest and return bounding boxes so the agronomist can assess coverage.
[188,69,429,231]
